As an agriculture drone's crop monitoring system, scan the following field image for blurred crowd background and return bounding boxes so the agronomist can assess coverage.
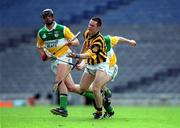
[0,0,180,107]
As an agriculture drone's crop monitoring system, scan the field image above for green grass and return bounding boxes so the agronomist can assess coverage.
[1,105,180,128]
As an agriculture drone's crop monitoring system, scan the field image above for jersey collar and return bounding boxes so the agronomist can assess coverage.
[88,31,100,40]
[44,21,57,31]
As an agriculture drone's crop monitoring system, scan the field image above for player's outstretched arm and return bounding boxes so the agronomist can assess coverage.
[117,36,137,47]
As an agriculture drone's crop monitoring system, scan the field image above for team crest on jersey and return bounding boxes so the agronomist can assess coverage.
[54,31,59,38]
[92,46,99,53]
[42,33,46,39]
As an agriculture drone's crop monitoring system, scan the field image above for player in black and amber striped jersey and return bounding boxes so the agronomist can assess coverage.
[83,30,107,65]
[68,17,110,119]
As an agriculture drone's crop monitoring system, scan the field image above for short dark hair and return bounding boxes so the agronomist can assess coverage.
[91,17,102,27]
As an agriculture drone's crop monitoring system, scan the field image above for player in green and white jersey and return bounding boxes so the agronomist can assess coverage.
[36,9,80,117]
[102,35,136,118]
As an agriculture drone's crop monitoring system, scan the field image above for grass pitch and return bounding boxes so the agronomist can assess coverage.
[1,105,180,128]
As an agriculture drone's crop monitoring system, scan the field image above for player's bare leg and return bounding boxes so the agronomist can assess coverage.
[90,70,110,119]
[65,74,81,93]
[65,72,94,93]
[79,72,95,92]
[64,70,114,118]
[51,64,70,117]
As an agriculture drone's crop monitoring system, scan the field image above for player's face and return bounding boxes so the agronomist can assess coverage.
[42,14,54,26]
[88,20,100,34]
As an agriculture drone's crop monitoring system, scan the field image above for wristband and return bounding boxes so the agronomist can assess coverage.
[75,54,81,58]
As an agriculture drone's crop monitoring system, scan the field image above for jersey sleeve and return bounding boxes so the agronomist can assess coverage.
[111,36,119,47]
[36,33,44,48]
[64,26,75,40]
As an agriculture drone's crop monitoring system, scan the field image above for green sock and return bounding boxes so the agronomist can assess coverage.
[103,98,114,113]
[59,94,68,110]
[82,91,95,100]
[106,105,114,113]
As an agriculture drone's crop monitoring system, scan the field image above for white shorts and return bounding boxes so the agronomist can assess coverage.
[84,61,109,76]
[51,51,72,74]
[107,64,118,81]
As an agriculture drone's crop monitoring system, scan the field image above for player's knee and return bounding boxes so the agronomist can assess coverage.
[92,86,101,94]
[80,87,87,93]
[56,77,64,82]
[67,86,74,92]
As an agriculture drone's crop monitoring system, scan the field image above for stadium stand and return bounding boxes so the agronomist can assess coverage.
[0,0,180,105]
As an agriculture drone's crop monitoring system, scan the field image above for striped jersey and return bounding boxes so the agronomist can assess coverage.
[83,30,107,65]
[37,22,75,58]
[104,35,119,67]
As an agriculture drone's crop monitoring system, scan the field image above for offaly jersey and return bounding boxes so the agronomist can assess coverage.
[83,30,107,65]
[37,22,75,58]
[104,35,119,67]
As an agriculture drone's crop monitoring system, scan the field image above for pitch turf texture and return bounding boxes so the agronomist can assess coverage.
[1,106,180,128]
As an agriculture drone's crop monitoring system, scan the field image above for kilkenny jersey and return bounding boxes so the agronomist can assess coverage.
[83,30,107,65]
[37,22,75,58]
[104,35,119,67]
